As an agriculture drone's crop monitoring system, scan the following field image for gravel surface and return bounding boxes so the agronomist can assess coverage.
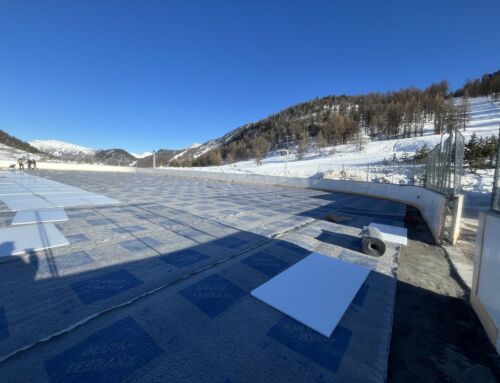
[388,207,500,382]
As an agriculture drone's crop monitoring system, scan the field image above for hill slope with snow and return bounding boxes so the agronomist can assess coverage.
[0,143,44,163]
[162,97,500,187]
[2,96,497,179]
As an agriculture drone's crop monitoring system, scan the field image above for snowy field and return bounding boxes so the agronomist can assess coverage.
[163,97,500,191]
[0,143,44,163]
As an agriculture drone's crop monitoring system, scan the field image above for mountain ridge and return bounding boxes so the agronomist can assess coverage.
[29,139,138,165]
[14,69,500,167]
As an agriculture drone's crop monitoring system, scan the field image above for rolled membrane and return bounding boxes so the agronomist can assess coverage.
[361,226,386,257]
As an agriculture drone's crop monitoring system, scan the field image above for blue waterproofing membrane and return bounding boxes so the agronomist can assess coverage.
[0,170,404,382]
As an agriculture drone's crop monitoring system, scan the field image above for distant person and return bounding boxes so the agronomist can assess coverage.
[17,158,24,171]
[32,158,37,170]
[27,159,32,170]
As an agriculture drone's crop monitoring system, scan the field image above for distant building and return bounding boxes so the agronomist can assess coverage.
[276,149,291,156]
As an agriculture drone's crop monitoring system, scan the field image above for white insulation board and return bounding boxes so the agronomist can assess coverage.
[251,253,370,337]
[368,223,407,245]
[12,209,68,225]
[0,173,120,210]
[0,223,69,257]
[0,195,55,211]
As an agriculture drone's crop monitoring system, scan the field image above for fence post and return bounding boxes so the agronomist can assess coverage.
[412,159,415,185]
[449,194,464,245]
[491,124,500,212]
[392,156,395,184]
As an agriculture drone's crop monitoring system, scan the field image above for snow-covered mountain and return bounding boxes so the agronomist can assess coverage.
[134,141,224,167]
[164,125,249,164]
[29,139,138,165]
[30,140,95,161]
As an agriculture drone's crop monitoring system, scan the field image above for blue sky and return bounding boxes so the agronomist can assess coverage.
[1,1,499,153]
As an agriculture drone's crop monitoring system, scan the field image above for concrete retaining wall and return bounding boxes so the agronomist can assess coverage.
[0,161,448,242]
[471,211,500,355]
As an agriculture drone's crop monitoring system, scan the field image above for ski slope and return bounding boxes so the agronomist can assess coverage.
[165,97,500,186]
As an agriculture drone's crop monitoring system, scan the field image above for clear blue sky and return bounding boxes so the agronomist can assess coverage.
[1,0,499,153]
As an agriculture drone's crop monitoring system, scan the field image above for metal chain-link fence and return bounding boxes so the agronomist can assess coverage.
[272,130,466,198]
[451,130,465,196]
[318,162,425,185]
[424,130,464,196]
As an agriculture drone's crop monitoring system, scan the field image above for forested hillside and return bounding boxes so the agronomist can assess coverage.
[186,70,500,167]
[452,70,500,98]
[135,149,184,167]
[0,130,42,154]
[93,149,136,166]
